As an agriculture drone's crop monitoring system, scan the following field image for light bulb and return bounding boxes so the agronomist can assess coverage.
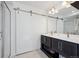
[52,8,55,12]
[62,1,67,6]
[49,11,52,14]
[55,10,58,13]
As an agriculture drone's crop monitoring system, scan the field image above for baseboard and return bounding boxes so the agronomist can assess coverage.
[15,49,40,56]
[10,55,16,58]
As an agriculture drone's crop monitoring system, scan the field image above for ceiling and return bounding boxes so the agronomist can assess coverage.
[19,1,63,11]
[16,1,79,18]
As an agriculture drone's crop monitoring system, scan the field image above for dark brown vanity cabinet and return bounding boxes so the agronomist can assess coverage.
[41,35,79,58]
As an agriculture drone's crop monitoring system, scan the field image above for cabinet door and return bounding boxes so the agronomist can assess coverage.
[41,35,51,48]
[62,41,77,57]
[41,35,44,43]
[77,44,79,57]
[41,35,46,44]
[52,38,59,52]
[46,37,52,48]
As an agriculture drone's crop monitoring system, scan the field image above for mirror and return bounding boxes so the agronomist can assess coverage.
[63,14,79,35]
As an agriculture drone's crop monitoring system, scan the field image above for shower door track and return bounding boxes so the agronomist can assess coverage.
[14,7,63,20]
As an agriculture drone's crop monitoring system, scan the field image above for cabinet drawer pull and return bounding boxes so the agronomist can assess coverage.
[58,42,59,49]
[60,42,62,50]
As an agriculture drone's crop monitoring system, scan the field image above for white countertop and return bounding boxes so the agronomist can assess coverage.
[42,33,79,44]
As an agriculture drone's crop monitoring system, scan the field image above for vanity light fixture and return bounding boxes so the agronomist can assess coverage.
[62,1,75,8]
[62,1,71,8]
[49,1,74,14]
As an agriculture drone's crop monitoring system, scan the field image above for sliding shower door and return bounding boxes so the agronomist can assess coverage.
[15,9,47,55]
[1,2,11,58]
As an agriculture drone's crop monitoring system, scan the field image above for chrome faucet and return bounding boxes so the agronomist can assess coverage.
[67,32,69,38]
[50,31,53,35]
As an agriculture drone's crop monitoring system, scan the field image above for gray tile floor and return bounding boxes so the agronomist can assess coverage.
[15,49,48,58]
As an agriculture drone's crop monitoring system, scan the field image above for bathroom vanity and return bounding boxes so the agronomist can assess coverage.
[41,34,79,58]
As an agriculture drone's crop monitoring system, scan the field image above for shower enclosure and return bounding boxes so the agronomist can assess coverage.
[0,1,11,58]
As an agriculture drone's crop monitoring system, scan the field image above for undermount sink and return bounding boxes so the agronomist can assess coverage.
[69,35,79,42]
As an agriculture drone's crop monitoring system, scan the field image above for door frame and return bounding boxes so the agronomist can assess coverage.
[1,1,11,58]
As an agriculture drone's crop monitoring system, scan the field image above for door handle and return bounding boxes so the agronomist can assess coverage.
[58,42,60,49]
[58,42,59,49]
[58,42,62,50]
[60,42,62,50]
[0,32,2,40]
